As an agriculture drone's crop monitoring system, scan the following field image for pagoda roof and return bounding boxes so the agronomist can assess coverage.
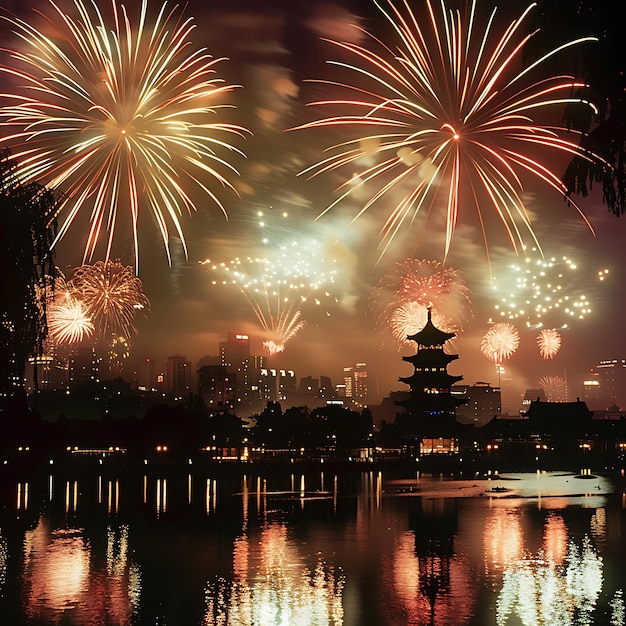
[403,350,459,367]
[406,309,455,346]
[399,372,463,387]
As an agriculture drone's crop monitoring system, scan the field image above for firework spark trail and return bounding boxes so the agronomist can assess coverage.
[69,260,149,339]
[373,258,471,345]
[0,0,248,268]
[490,247,609,329]
[201,210,341,353]
[261,307,305,355]
[481,322,520,365]
[293,0,606,262]
[253,211,340,312]
[203,255,307,355]
[537,328,561,359]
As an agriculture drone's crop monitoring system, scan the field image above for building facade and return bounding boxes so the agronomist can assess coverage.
[583,359,626,410]
[453,382,501,426]
[166,354,191,398]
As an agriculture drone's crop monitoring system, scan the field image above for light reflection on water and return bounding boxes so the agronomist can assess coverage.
[204,523,344,625]
[0,469,624,625]
[496,536,615,625]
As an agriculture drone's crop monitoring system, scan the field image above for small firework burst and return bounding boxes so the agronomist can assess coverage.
[373,258,471,347]
[47,293,94,344]
[69,260,149,339]
[539,375,568,402]
[537,328,562,359]
[481,323,520,365]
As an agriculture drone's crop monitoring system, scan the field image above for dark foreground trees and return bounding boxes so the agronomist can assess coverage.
[530,0,626,215]
[0,148,58,402]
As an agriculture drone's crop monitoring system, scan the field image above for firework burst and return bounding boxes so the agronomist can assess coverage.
[388,301,453,344]
[0,0,248,267]
[201,210,341,353]
[203,256,308,354]
[537,328,561,359]
[490,247,609,329]
[251,210,340,310]
[108,334,130,376]
[69,260,149,339]
[539,375,567,402]
[47,292,94,344]
[373,258,471,345]
[294,0,604,260]
[481,323,520,365]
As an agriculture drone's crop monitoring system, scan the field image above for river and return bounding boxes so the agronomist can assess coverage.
[0,464,624,625]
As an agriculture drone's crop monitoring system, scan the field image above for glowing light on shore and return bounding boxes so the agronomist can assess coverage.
[294,0,604,260]
[0,0,248,267]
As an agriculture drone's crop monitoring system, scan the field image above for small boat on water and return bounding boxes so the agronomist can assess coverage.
[485,486,512,494]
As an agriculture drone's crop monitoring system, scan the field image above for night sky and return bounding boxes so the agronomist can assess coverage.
[2,0,625,412]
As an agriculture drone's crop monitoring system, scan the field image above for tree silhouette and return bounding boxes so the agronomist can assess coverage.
[0,148,57,401]
[528,0,626,215]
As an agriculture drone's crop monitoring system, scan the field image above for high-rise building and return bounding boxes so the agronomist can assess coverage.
[68,346,101,390]
[341,363,368,405]
[166,354,191,397]
[453,382,501,426]
[299,375,319,395]
[583,359,626,410]
[319,376,334,400]
[197,365,235,412]
[279,370,297,398]
[219,332,256,405]
[219,332,250,368]
[342,367,353,398]
[354,362,368,401]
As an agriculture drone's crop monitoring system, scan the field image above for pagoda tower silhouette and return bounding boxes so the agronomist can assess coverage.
[395,308,466,455]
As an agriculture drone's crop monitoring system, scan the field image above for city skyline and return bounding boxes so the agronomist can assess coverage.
[29,324,626,421]
[1,0,625,411]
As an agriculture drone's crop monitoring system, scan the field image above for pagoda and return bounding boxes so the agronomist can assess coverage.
[395,309,466,454]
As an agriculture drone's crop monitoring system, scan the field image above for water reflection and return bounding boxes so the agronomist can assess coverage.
[0,530,6,593]
[390,498,476,625]
[497,536,603,625]
[0,469,624,625]
[204,522,344,625]
[21,519,141,624]
[484,506,524,575]
[65,480,79,514]
[24,522,89,615]
[17,481,29,511]
[543,514,568,565]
